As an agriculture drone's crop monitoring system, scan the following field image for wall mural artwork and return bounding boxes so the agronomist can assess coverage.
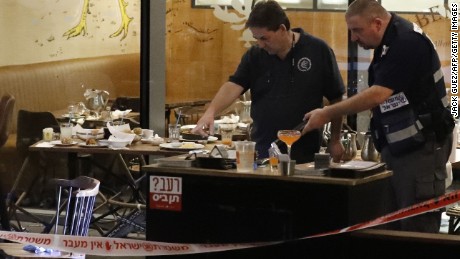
[166,0,219,44]
[210,0,456,49]
[210,0,304,48]
[182,21,218,43]
[211,0,256,48]
[64,0,133,41]
[0,0,140,67]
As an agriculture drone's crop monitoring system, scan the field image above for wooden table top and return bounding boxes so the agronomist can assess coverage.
[165,99,211,109]
[29,139,216,157]
[143,161,392,187]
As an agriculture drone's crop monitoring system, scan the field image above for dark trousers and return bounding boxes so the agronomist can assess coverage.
[381,133,453,233]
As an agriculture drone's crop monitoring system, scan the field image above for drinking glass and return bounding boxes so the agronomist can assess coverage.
[60,123,73,142]
[42,128,54,142]
[219,123,236,147]
[68,104,77,118]
[234,141,256,173]
[277,130,301,159]
[168,124,181,143]
[268,147,279,173]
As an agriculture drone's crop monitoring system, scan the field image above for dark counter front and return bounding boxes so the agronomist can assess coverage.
[143,165,393,258]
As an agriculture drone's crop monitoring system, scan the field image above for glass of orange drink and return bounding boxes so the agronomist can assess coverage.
[277,130,301,159]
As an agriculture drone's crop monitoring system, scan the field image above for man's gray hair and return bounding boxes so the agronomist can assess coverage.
[346,0,389,21]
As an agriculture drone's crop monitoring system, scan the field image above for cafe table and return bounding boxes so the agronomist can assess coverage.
[143,161,393,258]
[7,139,212,236]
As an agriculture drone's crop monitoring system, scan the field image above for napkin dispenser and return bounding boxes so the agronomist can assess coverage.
[209,145,228,158]
[194,146,236,169]
[155,155,194,168]
[195,157,236,170]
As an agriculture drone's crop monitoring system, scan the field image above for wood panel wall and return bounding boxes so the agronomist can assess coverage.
[165,1,453,104]
[165,0,348,104]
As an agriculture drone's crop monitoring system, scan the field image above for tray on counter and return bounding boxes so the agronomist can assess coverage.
[327,161,386,179]
[155,155,195,168]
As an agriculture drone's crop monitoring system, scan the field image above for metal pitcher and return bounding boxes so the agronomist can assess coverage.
[84,89,109,116]
[361,132,380,162]
[239,101,252,141]
[341,131,357,161]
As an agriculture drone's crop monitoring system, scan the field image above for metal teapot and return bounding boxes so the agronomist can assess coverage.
[84,89,109,117]
[341,131,357,161]
[239,101,253,141]
[361,132,380,162]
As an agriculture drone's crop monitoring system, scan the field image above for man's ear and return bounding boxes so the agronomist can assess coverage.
[373,17,384,31]
[279,24,288,32]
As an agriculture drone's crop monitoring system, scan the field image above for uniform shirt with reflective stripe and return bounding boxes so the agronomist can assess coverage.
[369,13,448,149]
[369,14,441,94]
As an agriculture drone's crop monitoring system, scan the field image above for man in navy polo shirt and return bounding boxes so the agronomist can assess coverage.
[193,0,345,163]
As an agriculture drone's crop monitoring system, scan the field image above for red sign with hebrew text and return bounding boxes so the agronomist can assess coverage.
[149,176,182,211]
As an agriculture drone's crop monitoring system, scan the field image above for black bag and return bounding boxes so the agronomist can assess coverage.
[428,105,455,142]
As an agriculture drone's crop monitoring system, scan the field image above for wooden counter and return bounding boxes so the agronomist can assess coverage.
[143,163,393,258]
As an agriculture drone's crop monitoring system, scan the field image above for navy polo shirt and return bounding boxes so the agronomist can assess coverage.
[229,28,345,162]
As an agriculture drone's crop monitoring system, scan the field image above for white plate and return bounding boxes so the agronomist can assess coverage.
[237,122,248,129]
[61,114,85,119]
[180,125,196,131]
[207,136,218,142]
[140,138,163,144]
[159,143,204,150]
[180,135,217,142]
[78,143,109,148]
[141,138,154,144]
[50,140,78,146]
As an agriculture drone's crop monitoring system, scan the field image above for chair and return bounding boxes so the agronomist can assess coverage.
[50,176,100,236]
[16,110,59,160]
[7,110,61,231]
[111,96,140,112]
[0,94,15,231]
[0,93,15,148]
[174,106,206,126]
[16,110,60,203]
[110,97,141,128]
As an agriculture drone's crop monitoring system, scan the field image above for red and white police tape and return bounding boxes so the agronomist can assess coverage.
[0,190,459,256]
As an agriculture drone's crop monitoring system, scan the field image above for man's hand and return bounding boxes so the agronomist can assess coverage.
[302,108,331,135]
[192,113,215,136]
[328,138,344,163]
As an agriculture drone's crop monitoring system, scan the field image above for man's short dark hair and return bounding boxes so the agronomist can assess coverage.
[245,0,290,31]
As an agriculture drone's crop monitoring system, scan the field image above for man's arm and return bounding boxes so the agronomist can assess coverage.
[326,96,345,162]
[303,85,394,133]
[192,82,244,135]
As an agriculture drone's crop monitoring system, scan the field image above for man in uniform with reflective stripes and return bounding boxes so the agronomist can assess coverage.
[303,0,454,233]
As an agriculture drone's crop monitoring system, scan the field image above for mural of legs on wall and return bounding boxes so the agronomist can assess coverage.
[64,0,133,41]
